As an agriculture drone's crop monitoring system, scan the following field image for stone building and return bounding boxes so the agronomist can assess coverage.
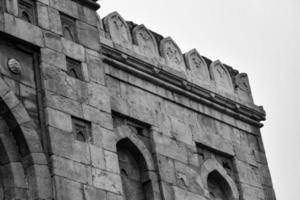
[0,0,276,199]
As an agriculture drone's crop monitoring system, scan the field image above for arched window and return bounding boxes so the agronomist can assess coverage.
[207,170,233,200]
[63,26,75,41]
[117,138,149,200]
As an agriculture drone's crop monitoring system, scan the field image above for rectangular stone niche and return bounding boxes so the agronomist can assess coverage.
[71,116,92,143]
[18,0,36,24]
[66,57,83,80]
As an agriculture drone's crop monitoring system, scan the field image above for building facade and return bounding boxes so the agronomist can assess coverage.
[0,0,275,199]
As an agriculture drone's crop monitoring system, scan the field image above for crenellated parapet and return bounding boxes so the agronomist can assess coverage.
[99,11,255,105]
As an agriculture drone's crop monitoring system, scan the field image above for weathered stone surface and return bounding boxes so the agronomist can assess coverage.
[184,49,210,86]
[4,13,44,46]
[54,176,84,200]
[133,24,159,58]
[77,20,100,51]
[48,6,62,34]
[160,37,185,72]
[41,48,67,70]
[37,2,50,29]
[0,1,274,199]
[51,155,92,184]
[44,31,63,52]
[103,12,132,47]
[62,38,85,61]
[92,168,123,194]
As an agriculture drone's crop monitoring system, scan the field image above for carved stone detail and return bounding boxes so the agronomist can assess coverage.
[133,24,158,58]
[210,60,234,93]
[235,73,251,92]
[103,12,132,46]
[7,58,21,74]
[185,49,210,85]
[160,37,185,72]
[235,73,253,103]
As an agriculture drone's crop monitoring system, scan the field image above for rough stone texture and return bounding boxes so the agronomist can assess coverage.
[0,0,275,200]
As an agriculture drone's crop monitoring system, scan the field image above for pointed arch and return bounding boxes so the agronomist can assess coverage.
[184,48,210,85]
[115,124,158,200]
[132,24,159,58]
[0,77,51,199]
[160,37,186,72]
[115,124,155,171]
[210,60,234,93]
[200,158,239,200]
[103,11,132,46]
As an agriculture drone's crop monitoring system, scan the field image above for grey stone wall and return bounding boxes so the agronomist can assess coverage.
[0,0,275,200]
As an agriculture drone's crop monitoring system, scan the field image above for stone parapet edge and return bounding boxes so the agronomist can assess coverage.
[102,44,266,127]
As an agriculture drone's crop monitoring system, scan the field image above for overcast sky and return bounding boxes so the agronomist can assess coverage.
[98,0,300,199]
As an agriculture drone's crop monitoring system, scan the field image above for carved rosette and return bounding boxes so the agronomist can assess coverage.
[103,12,132,46]
[132,25,159,58]
[160,37,185,72]
[184,49,210,85]
[210,60,234,93]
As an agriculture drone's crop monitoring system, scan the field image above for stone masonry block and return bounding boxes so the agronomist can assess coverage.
[83,185,106,200]
[78,6,98,27]
[48,126,91,164]
[44,31,63,52]
[235,160,262,188]
[4,13,44,47]
[45,90,83,118]
[51,155,92,184]
[41,48,67,70]
[90,144,105,170]
[77,20,100,51]
[156,154,176,184]
[46,107,72,132]
[173,186,206,200]
[49,0,79,18]
[1,162,26,188]
[5,0,18,16]
[104,150,119,174]
[37,2,50,29]
[92,123,117,151]
[170,116,193,146]
[87,82,111,113]
[54,176,84,200]
[92,168,123,195]
[152,131,188,163]
[62,38,85,61]
[48,6,62,35]
[83,105,113,130]
[86,52,105,85]
[107,192,123,200]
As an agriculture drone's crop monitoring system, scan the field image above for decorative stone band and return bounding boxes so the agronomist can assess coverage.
[73,0,100,10]
[100,12,255,105]
[102,46,266,127]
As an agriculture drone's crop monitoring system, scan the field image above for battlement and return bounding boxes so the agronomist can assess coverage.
[99,11,256,107]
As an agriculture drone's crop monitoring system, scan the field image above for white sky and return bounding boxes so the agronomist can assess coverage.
[98,0,300,199]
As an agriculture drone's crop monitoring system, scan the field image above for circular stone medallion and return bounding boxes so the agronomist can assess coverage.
[7,58,21,74]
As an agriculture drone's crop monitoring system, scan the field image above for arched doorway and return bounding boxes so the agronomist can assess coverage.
[117,138,148,200]
[0,78,51,199]
[208,170,233,200]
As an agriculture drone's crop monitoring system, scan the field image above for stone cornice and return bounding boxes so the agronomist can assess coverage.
[101,44,266,128]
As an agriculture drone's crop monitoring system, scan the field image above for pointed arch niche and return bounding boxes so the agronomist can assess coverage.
[114,119,159,200]
[200,158,239,200]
